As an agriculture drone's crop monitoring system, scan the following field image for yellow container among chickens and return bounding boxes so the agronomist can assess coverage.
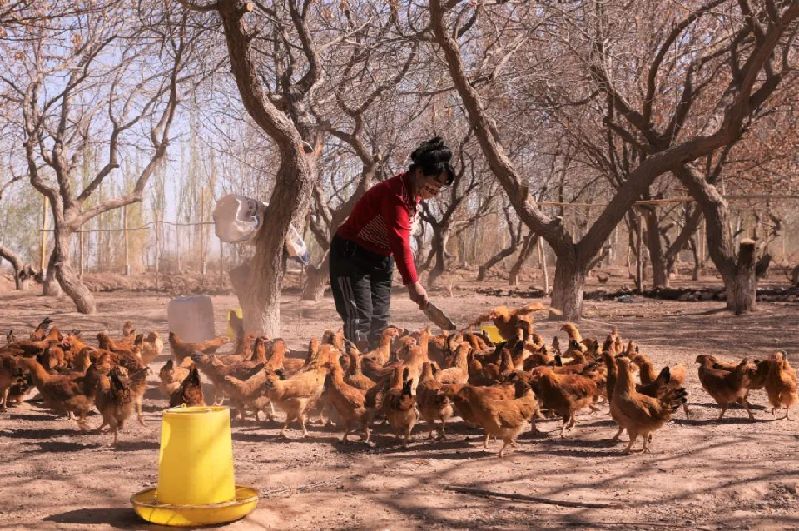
[156,406,236,505]
[131,405,257,527]
[481,324,504,343]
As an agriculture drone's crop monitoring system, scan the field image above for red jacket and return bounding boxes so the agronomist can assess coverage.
[336,173,419,284]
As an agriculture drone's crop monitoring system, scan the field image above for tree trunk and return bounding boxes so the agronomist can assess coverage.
[478,243,516,281]
[509,234,535,286]
[301,251,330,301]
[53,228,96,314]
[723,239,757,315]
[428,225,450,287]
[43,249,62,297]
[550,255,585,321]
[0,246,24,290]
[642,208,669,289]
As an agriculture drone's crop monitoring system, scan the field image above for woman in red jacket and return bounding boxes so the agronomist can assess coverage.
[330,137,454,349]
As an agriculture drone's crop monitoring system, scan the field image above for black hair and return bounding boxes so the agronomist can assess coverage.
[409,136,455,185]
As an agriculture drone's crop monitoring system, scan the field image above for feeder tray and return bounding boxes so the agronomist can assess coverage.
[131,486,258,527]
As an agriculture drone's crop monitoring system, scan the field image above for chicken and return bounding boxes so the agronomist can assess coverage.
[169,331,230,364]
[159,358,192,399]
[382,366,418,445]
[322,364,369,442]
[632,353,689,417]
[344,344,375,392]
[611,358,687,453]
[21,358,93,430]
[452,379,538,457]
[262,361,326,437]
[95,366,134,445]
[170,365,206,408]
[529,366,597,437]
[416,362,454,439]
[0,354,21,410]
[601,346,624,440]
[469,303,549,341]
[560,323,589,359]
[191,352,265,405]
[360,327,400,380]
[128,365,150,425]
[696,354,755,421]
[436,342,470,386]
[223,368,273,421]
[140,331,164,366]
[30,317,53,341]
[764,351,798,419]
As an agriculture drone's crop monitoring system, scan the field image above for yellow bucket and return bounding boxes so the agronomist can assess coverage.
[226,309,243,341]
[156,406,236,505]
[131,486,258,527]
[481,325,504,343]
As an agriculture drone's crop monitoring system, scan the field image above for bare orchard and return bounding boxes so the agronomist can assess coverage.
[1,285,797,529]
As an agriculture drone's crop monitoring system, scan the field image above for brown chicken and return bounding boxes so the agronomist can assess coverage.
[470,303,549,341]
[611,358,687,453]
[529,366,597,437]
[382,366,418,445]
[22,358,93,430]
[322,364,369,442]
[140,331,164,366]
[696,354,755,421]
[632,353,690,417]
[0,354,21,410]
[360,327,400,380]
[169,332,230,363]
[344,345,375,392]
[95,366,134,445]
[223,368,273,421]
[764,351,798,419]
[159,358,192,399]
[436,343,470,386]
[417,362,454,439]
[170,365,206,407]
[262,362,326,437]
[452,379,538,457]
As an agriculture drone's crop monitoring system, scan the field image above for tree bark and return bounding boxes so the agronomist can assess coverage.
[301,251,330,301]
[0,246,24,290]
[43,249,62,297]
[550,255,585,322]
[509,234,536,287]
[642,208,669,288]
[723,239,757,315]
[53,228,96,314]
[428,225,451,287]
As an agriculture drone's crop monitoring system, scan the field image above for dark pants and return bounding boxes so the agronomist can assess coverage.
[329,235,393,349]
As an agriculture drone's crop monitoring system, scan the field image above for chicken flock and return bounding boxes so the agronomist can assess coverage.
[0,303,796,456]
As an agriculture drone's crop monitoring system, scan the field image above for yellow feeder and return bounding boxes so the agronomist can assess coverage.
[131,406,258,527]
[481,324,504,343]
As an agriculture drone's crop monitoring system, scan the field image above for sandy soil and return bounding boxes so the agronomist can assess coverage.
[1,283,798,530]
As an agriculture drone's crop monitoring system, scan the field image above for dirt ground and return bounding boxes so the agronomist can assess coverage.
[1,281,798,530]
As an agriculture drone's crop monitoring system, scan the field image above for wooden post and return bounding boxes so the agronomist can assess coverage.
[40,196,48,273]
[200,187,207,276]
[537,236,550,295]
[155,218,160,291]
[123,205,131,275]
[78,230,84,278]
[176,219,182,273]
[635,212,644,292]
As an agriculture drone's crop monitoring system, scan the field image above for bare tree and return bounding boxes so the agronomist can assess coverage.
[1,4,193,312]
[429,0,799,320]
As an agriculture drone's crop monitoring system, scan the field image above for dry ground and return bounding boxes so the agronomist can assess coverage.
[1,283,798,530]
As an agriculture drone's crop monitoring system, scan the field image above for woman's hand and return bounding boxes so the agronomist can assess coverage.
[408,281,429,310]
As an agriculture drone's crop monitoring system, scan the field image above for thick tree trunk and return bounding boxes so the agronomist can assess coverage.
[550,255,585,321]
[642,209,670,289]
[43,249,62,297]
[301,251,330,301]
[723,239,757,315]
[0,246,25,290]
[53,228,96,314]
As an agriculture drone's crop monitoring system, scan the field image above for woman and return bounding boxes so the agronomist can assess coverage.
[329,137,455,349]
